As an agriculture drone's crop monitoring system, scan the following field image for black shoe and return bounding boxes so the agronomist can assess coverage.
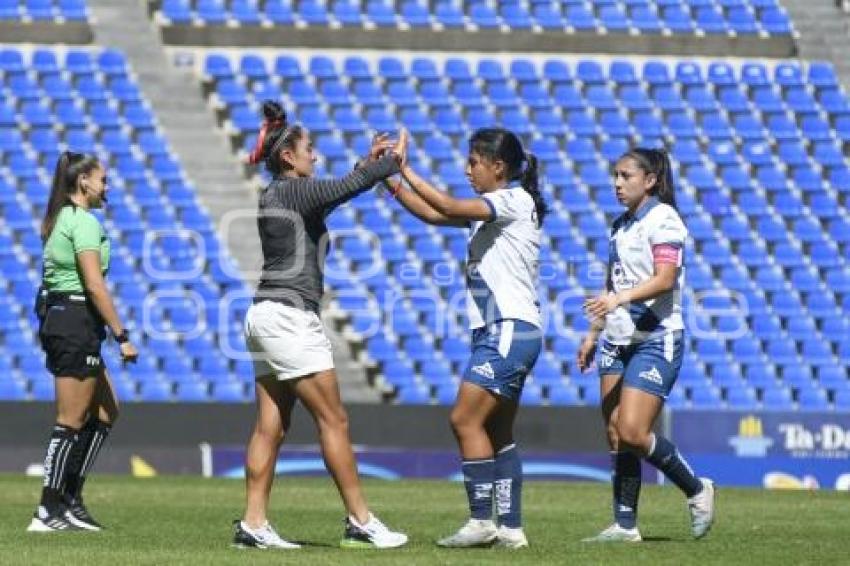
[63,497,103,531]
[27,505,82,532]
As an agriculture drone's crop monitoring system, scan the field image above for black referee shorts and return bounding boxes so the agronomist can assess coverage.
[36,291,106,378]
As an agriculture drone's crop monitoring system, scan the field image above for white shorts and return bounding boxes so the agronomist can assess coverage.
[244,301,335,381]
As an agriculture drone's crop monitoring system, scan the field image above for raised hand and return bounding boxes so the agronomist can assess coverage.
[369,133,395,161]
[392,128,409,167]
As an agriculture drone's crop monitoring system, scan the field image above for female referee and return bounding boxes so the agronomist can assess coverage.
[29,151,138,532]
[233,101,407,550]
[386,127,546,549]
[578,148,715,542]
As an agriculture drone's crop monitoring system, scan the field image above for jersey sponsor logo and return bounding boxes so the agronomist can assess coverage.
[610,262,639,289]
[471,362,495,380]
[639,366,664,385]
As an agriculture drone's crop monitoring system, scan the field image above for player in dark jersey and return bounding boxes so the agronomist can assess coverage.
[29,151,138,532]
[232,101,407,550]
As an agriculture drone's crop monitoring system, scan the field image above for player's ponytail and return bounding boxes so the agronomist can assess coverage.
[621,147,677,210]
[42,151,100,241]
[248,100,304,177]
[469,128,548,227]
[520,151,548,226]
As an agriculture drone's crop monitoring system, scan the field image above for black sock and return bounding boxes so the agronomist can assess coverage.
[39,424,78,513]
[65,418,111,500]
[612,451,641,529]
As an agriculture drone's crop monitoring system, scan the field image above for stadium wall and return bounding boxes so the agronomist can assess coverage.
[158,25,796,57]
[0,21,92,44]
[0,403,619,479]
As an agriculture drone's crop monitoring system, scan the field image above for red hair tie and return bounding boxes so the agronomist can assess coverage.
[247,119,284,164]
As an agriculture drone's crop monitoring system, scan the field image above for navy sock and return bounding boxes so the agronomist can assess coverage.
[39,424,78,513]
[645,433,702,498]
[611,451,641,529]
[462,458,494,521]
[65,418,111,500]
[494,444,522,528]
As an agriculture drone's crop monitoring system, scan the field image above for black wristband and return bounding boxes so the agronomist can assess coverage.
[114,329,129,344]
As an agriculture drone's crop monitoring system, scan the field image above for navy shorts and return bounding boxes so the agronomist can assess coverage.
[596,331,684,398]
[462,319,542,402]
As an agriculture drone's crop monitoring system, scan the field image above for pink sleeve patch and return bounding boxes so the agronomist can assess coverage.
[652,244,680,264]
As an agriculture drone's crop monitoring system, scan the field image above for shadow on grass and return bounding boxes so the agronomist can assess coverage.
[292,540,336,548]
[640,536,674,543]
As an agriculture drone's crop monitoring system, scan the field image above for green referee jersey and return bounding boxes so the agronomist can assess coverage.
[42,205,110,292]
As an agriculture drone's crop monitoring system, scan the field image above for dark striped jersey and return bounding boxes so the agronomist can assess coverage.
[255,154,399,313]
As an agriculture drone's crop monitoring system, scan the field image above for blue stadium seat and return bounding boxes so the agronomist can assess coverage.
[435,2,465,28]
[396,385,432,404]
[502,4,532,28]
[399,1,430,26]
[761,7,792,34]
[762,387,794,409]
[212,381,247,402]
[726,386,758,409]
[797,387,829,410]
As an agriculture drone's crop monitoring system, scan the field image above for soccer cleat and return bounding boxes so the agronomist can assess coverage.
[27,506,82,532]
[340,514,408,549]
[436,519,498,548]
[494,525,528,549]
[582,523,642,543]
[688,478,716,539]
[63,497,103,531]
[232,520,301,549]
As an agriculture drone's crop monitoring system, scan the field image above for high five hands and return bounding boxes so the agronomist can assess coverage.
[369,129,409,167]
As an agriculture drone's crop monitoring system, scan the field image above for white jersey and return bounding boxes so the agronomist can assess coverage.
[466,184,542,330]
[603,198,687,345]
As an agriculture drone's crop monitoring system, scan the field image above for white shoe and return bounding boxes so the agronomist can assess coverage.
[341,513,408,549]
[27,506,82,533]
[688,478,716,539]
[437,519,498,548]
[582,523,642,543]
[232,520,301,549]
[494,525,528,548]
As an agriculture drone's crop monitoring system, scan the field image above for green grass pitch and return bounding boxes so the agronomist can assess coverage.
[0,474,847,565]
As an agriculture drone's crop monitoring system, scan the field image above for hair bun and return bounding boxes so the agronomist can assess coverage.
[261,100,286,126]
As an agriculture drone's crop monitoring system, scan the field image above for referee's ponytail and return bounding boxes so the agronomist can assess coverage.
[42,151,100,242]
[621,148,677,210]
[469,128,549,227]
